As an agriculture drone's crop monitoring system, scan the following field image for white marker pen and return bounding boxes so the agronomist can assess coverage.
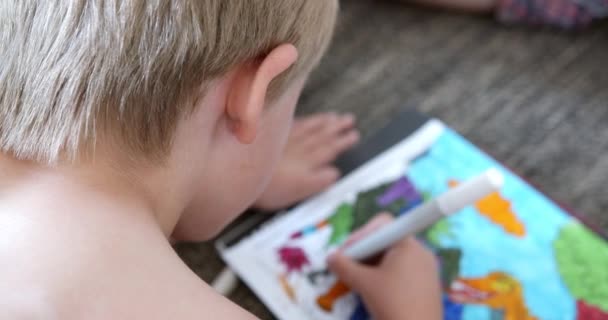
[343,168,504,261]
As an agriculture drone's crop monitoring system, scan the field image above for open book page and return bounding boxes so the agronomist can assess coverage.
[222,120,608,320]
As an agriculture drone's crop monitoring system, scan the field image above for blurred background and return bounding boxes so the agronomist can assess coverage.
[175,0,608,318]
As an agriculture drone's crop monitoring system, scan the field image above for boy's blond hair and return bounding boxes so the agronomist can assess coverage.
[0,1,338,164]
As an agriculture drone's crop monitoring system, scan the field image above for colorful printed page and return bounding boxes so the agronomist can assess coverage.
[221,120,608,320]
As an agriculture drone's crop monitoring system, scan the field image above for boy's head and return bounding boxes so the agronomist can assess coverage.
[0,1,338,239]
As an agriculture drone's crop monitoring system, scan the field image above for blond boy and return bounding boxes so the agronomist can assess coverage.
[0,1,440,319]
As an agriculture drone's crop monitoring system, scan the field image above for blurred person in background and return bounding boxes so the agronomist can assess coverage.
[394,0,607,29]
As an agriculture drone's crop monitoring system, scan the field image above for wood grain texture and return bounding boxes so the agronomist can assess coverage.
[176,1,608,318]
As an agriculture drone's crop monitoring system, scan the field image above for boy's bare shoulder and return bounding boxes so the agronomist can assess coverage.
[0,202,256,320]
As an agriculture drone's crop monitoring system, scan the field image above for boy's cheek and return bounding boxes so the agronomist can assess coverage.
[174,86,299,240]
[173,128,288,241]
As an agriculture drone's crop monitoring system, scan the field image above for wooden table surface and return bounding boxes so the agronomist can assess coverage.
[176,1,608,318]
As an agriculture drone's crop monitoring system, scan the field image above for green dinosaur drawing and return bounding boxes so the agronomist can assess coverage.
[351,182,402,230]
[437,248,462,290]
[553,222,608,312]
[425,219,455,247]
[327,203,354,246]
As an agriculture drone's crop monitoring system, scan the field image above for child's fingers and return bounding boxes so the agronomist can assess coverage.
[302,113,356,151]
[392,235,416,251]
[310,130,360,166]
[293,167,340,202]
[317,113,355,138]
[340,213,394,250]
[290,112,338,140]
[385,237,439,272]
[327,252,373,291]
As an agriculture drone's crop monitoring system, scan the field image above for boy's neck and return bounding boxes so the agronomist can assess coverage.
[0,153,185,239]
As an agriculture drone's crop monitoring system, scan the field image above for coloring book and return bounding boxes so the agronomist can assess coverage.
[219,117,608,320]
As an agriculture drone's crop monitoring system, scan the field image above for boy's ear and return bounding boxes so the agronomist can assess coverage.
[226,44,299,144]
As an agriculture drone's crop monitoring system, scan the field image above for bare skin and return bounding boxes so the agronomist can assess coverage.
[0,44,440,319]
[0,174,254,320]
[254,112,360,210]
[170,112,358,242]
[329,214,443,320]
[0,44,304,320]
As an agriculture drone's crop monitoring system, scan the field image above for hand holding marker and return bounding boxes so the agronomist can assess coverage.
[213,169,504,296]
[342,168,504,261]
[318,169,504,314]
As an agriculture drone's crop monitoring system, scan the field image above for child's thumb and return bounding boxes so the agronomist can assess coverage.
[327,253,371,291]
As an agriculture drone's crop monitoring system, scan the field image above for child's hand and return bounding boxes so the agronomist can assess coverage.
[254,113,359,211]
[327,214,442,320]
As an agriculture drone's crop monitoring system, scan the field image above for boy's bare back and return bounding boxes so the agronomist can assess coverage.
[0,161,255,319]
